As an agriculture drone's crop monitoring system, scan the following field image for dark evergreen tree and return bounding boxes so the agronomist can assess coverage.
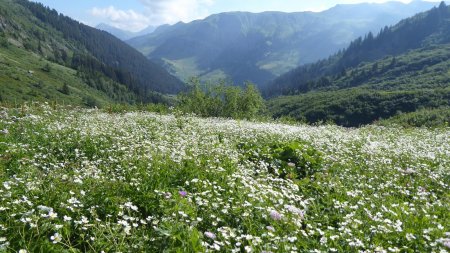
[60,83,70,95]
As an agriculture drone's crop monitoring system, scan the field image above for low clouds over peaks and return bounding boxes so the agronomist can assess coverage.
[90,0,214,31]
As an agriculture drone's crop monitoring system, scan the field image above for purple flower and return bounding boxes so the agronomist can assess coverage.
[204,231,216,239]
[179,191,187,197]
[286,205,305,219]
[270,210,282,221]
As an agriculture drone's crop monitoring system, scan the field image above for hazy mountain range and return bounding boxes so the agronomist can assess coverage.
[127,1,440,85]
[96,23,158,41]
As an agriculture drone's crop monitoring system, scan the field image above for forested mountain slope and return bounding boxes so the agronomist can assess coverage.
[0,0,183,105]
[268,2,450,96]
[267,2,450,126]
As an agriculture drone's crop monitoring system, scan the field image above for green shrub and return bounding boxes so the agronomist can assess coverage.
[0,36,8,48]
[59,83,70,95]
[178,78,265,120]
[83,95,99,108]
[238,140,323,180]
[42,63,51,72]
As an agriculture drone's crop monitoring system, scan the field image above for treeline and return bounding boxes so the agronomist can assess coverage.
[15,0,184,96]
[297,44,450,92]
[179,79,265,119]
[377,107,450,128]
[269,88,450,127]
[72,54,141,96]
[266,2,450,96]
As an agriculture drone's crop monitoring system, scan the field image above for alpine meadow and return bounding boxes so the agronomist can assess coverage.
[0,0,449,252]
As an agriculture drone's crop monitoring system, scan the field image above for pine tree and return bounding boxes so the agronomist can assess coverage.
[60,83,70,95]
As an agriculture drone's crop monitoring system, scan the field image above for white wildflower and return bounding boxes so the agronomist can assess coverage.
[50,233,62,244]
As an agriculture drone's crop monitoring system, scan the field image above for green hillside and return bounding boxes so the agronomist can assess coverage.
[377,107,450,128]
[267,2,450,126]
[268,87,450,127]
[0,44,132,106]
[0,0,183,106]
[268,2,450,95]
[128,1,438,85]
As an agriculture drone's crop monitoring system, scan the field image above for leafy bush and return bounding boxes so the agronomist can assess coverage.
[42,63,51,72]
[59,83,70,95]
[238,140,323,180]
[0,36,8,48]
[178,78,265,119]
[83,95,99,108]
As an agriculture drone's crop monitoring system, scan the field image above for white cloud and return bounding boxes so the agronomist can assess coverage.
[90,6,151,32]
[89,0,441,31]
[90,0,214,32]
[139,0,214,24]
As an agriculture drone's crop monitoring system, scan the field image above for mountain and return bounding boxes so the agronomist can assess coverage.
[0,0,183,106]
[96,23,157,41]
[267,2,450,126]
[128,1,439,86]
[267,1,450,96]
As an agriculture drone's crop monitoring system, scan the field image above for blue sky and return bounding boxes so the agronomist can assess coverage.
[32,0,440,32]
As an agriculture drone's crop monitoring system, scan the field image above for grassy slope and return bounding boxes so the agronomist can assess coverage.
[377,107,450,128]
[0,0,137,106]
[0,0,183,106]
[0,45,115,106]
[268,43,450,126]
[328,44,450,91]
[266,4,450,126]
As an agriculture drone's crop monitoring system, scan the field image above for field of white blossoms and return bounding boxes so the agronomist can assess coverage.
[0,103,449,252]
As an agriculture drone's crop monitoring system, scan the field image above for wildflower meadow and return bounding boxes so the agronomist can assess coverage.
[0,104,449,252]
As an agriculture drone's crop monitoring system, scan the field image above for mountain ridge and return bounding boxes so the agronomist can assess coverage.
[96,23,157,41]
[267,1,450,96]
[266,2,450,126]
[128,1,440,85]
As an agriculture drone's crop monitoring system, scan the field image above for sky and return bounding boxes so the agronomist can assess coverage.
[32,0,441,32]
